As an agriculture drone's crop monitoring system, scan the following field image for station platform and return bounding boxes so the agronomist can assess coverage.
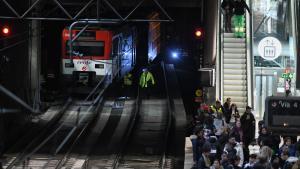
[184,137,194,169]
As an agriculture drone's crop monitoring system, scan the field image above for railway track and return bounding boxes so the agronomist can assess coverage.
[109,63,174,169]
[3,99,100,169]
[2,63,179,169]
[83,97,138,169]
[2,76,108,169]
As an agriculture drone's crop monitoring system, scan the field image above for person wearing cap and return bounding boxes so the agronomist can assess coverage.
[139,68,155,99]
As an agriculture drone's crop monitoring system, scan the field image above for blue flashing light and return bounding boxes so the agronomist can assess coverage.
[171,52,178,58]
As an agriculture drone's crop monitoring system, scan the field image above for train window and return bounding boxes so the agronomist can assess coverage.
[95,64,104,69]
[112,38,120,58]
[66,41,104,56]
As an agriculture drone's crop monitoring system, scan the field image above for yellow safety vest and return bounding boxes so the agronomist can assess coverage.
[124,73,132,86]
[139,71,155,88]
[210,105,223,117]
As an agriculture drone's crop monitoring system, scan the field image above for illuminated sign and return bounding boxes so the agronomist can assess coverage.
[258,37,282,60]
[265,96,300,135]
[281,73,294,79]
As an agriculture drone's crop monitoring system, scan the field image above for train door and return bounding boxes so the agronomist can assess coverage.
[111,35,122,80]
[254,73,275,119]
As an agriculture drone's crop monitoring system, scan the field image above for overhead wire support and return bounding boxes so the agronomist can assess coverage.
[152,0,174,21]
[52,0,73,19]
[73,0,95,20]
[124,0,146,20]
[21,0,42,18]
[102,0,124,20]
[2,0,20,17]
[0,0,174,22]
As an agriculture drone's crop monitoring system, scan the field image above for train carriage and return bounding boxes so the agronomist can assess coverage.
[61,27,136,86]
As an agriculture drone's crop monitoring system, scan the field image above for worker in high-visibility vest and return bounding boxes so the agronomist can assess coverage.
[123,72,133,98]
[232,0,251,38]
[124,72,133,86]
[139,68,155,99]
[210,100,225,119]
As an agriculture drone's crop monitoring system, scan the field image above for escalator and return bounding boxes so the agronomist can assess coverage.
[219,2,253,112]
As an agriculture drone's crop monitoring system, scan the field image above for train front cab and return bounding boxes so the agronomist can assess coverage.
[61,29,113,86]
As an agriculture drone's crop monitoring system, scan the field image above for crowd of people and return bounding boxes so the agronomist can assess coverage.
[189,98,300,169]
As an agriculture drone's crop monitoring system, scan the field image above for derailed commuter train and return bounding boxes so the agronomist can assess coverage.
[61,26,136,85]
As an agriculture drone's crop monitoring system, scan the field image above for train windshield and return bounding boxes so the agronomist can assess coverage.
[66,41,104,56]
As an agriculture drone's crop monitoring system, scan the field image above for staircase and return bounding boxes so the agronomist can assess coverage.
[222,33,248,113]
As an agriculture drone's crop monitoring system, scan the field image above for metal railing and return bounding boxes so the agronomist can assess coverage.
[246,0,254,108]
[159,62,174,169]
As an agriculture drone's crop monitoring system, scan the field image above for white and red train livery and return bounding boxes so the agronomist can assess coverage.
[61,28,136,84]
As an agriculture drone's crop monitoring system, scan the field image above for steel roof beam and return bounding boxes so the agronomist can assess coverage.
[0,0,173,22]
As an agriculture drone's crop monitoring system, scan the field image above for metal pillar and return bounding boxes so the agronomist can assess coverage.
[203,0,218,66]
[202,0,219,103]
[292,0,300,89]
[28,3,41,110]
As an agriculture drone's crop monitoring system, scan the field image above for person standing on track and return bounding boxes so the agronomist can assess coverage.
[139,68,155,99]
[123,71,133,98]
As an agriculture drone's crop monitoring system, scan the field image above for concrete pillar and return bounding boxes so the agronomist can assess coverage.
[202,0,219,104]
[28,19,41,109]
[292,0,300,89]
[203,0,219,66]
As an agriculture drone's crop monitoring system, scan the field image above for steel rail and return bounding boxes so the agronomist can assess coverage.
[42,92,105,169]
[53,96,104,169]
[6,98,72,169]
[111,62,172,169]
[12,91,103,169]
[111,85,141,169]
[159,62,173,169]
[84,74,107,102]
[54,77,110,169]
